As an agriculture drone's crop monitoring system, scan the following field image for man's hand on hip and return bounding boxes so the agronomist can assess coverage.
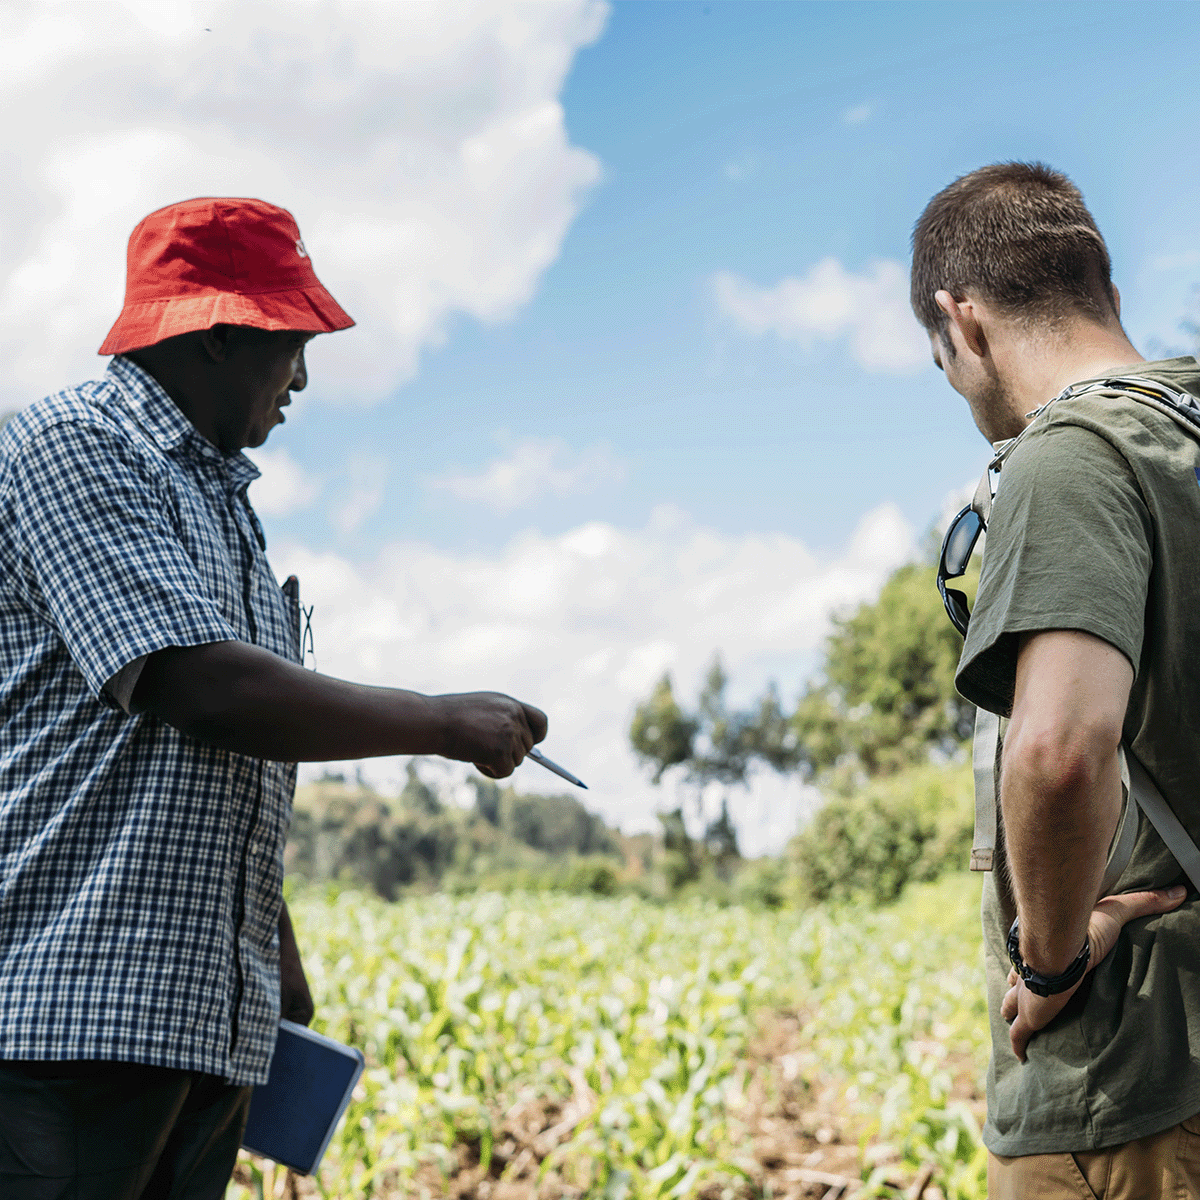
[1001,884,1187,1061]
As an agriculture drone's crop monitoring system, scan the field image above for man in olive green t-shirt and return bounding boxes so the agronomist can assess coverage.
[911,163,1200,1197]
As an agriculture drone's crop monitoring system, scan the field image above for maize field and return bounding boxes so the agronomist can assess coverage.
[229,874,990,1200]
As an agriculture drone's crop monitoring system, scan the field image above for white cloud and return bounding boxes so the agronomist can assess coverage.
[842,102,873,126]
[245,448,321,517]
[0,0,606,407]
[274,500,917,855]
[333,457,389,536]
[714,257,930,374]
[935,478,980,537]
[428,436,624,512]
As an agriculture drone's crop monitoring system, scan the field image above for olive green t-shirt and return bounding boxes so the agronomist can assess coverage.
[956,358,1200,1156]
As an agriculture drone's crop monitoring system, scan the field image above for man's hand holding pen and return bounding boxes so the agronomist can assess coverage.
[433,691,548,779]
[431,692,587,788]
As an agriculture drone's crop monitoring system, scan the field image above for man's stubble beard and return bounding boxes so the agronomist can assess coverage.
[969,374,1027,444]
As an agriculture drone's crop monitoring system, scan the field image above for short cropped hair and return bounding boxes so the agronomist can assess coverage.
[910,162,1116,334]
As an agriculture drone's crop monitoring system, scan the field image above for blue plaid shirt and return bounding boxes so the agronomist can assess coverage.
[0,356,301,1084]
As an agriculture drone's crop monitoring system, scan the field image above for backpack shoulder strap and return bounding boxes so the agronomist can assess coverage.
[971,712,1140,889]
[1125,747,1200,894]
[970,708,1000,871]
[970,714,1200,895]
[1061,374,1200,443]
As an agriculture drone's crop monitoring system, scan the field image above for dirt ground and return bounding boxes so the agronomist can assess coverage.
[234,1008,986,1200]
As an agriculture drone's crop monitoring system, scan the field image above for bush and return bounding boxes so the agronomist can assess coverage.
[287,770,623,900]
[561,857,620,895]
[790,761,973,906]
[498,789,620,857]
[286,789,461,900]
[732,856,789,909]
[444,855,625,897]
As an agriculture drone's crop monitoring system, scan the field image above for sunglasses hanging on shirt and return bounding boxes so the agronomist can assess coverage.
[936,373,1200,639]
[937,503,985,636]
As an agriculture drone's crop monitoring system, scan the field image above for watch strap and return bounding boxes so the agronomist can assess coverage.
[1007,918,1090,997]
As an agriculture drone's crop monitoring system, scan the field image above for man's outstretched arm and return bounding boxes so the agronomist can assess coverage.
[999,629,1185,1060]
[130,640,547,778]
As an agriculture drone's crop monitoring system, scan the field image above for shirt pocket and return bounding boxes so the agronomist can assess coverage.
[281,576,301,656]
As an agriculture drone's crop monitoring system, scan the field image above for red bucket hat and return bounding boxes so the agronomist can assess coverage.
[99,197,354,355]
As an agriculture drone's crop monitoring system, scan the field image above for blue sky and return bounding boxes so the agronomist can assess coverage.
[4,1,1200,850]
[281,1,1200,559]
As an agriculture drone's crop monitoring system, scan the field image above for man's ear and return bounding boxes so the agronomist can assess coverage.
[199,324,232,364]
[1112,285,1122,319]
[934,290,988,359]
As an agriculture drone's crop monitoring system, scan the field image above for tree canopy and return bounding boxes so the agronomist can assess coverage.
[629,561,977,791]
[630,657,803,788]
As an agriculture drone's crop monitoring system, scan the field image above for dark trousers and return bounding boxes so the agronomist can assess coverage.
[0,1060,251,1200]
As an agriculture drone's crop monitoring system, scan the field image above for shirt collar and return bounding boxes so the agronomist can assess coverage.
[105,356,261,491]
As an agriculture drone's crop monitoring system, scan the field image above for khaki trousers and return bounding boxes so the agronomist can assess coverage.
[988,1114,1200,1199]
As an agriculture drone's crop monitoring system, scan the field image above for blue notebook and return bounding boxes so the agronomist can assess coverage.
[241,1019,366,1175]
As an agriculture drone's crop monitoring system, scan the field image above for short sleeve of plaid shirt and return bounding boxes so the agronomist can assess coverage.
[0,358,302,1084]
[5,421,240,700]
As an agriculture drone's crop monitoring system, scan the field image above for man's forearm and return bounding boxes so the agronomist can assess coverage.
[1001,732,1123,973]
[1001,630,1132,975]
[130,640,542,772]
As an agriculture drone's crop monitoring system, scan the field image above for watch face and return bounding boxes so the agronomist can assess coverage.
[1006,919,1022,969]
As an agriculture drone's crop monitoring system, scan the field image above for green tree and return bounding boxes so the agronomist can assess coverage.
[658,807,700,889]
[472,776,501,825]
[399,760,441,816]
[629,658,803,789]
[629,561,976,792]
[703,798,741,877]
[789,762,973,905]
[498,789,620,857]
[628,674,698,783]
[793,563,975,781]
[626,557,980,904]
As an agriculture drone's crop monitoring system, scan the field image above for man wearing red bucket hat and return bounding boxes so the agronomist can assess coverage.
[0,198,547,1199]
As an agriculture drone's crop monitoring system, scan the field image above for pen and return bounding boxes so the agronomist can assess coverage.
[527,746,588,790]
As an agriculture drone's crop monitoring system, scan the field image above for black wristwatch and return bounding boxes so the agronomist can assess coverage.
[1007,919,1090,997]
